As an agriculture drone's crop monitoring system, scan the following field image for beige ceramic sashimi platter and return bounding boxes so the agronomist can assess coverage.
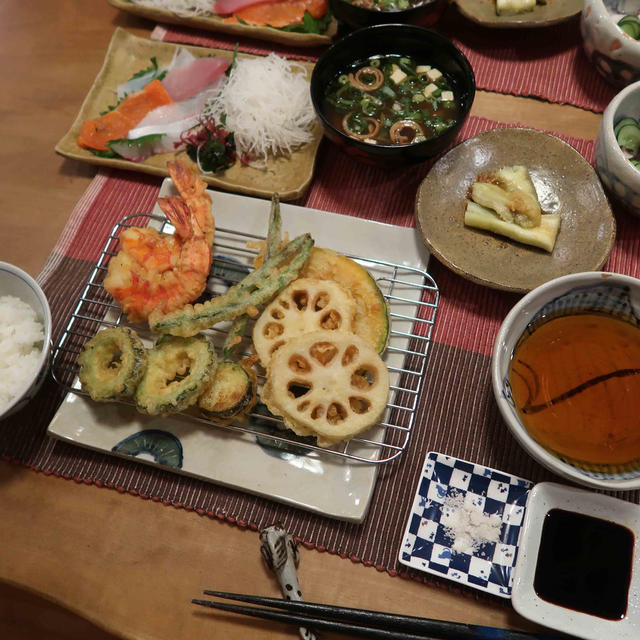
[55,29,323,200]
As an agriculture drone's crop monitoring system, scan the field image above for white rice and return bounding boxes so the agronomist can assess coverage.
[0,295,44,413]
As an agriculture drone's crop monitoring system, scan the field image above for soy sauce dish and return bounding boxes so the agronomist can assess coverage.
[512,482,640,640]
[310,24,475,166]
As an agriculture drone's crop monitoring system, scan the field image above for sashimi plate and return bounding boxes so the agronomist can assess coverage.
[108,0,337,47]
[47,184,433,523]
[55,28,323,201]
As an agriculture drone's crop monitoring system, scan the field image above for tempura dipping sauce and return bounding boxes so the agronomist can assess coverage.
[534,508,634,620]
[508,312,640,465]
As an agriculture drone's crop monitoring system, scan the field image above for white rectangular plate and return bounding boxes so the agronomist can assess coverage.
[47,185,431,523]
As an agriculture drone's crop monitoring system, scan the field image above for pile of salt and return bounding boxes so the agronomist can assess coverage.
[441,491,502,555]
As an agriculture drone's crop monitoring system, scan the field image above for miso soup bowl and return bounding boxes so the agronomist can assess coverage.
[310,24,475,167]
[491,271,640,492]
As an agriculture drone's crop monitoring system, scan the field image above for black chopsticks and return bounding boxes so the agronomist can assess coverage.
[192,590,568,640]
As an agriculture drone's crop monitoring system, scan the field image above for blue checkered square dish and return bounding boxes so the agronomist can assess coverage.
[398,452,533,598]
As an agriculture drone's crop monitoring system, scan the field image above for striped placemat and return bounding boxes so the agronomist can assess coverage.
[151,5,617,112]
[2,116,639,599]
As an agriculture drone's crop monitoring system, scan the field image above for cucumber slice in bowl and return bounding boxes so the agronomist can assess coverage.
[614,117,639,137]
[616,122,640,155]
[618,15,640,40]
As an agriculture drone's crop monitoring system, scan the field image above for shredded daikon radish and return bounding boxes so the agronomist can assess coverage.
[129,0,214,17]
[203,54,316,168]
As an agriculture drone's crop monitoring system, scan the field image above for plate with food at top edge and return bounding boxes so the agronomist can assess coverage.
[455,0,583,28]
[414,127,616,293]
[107,0,338,47]
[55,28,323,201]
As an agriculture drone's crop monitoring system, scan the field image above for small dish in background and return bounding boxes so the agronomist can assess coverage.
[329,0,447,30]
[581,0,640,88]
[512,482,640,640]
[595,78,640,217]
[0,261,52,420]
[398,452,533,598]
[456,0,582,28]
[415,127,616,293]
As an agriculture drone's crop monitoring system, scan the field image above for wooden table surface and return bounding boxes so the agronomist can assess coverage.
[0,2,601,639]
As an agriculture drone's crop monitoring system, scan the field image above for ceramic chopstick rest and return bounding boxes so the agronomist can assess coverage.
[260,524,317,640]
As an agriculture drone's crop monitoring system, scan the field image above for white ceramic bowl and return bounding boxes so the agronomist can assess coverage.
[595,79,640,216]
[491,271,640,491]
[0,262,52,420]
[581,0,640,88]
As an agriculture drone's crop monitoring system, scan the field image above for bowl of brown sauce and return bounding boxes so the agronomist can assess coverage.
[309,24,475,167]
[492,271,640,491]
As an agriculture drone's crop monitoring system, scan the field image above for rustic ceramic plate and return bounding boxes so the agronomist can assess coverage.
[48,185,432,523]
[415,128,616,293]
[108,0,337,47]
[455,0,583,28]
[55,28,323,201]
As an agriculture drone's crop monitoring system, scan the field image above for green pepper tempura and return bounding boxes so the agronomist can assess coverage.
[323,54,459,146]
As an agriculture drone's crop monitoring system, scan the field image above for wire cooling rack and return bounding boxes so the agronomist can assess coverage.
[51,213,439,464]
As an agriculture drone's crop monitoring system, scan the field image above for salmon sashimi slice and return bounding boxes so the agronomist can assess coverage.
[78,79,173,151]
[222,0,328,27]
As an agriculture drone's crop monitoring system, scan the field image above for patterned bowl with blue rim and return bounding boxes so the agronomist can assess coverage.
[491,271,640,491]
[582,0,640,89]
[596,78,640,217]
[0,262,52,420]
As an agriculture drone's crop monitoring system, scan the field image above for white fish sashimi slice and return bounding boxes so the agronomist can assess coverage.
[162,56,231,102]
[115,49,196,100]
[169,48,198,70]
[132,88,217,132]
[126,86,221,152]
[117,67,166,100]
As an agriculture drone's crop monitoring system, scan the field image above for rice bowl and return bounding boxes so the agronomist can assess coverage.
[0,262,51,420]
